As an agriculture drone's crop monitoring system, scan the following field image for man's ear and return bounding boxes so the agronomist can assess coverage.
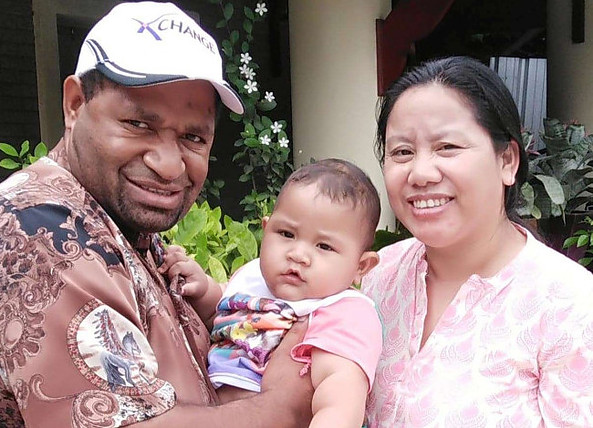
[353,251,380,285]
[62,76,86,131]
[501,139,521,186]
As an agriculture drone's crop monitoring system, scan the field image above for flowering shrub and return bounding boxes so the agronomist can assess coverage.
[209,0,293,220]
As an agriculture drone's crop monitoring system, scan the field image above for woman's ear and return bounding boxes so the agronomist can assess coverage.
[262,216,270,230]
[62,76,86,131]
[501,139,521,186]
[353,251,380,285]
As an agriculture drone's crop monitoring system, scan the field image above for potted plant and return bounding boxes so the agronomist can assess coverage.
[519,118,593,254]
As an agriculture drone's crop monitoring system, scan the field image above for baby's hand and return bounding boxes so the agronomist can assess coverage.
[158,245,209,299]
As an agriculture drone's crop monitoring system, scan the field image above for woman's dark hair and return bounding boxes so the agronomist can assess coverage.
[375,56,528,223]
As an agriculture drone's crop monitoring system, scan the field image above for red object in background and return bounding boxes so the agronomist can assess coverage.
[376,0,455,95]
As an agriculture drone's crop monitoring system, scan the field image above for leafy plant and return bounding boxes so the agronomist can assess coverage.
[372,220,413,252]
[563,216,593,267]
[0,140,48,171]
[519,118,593,220]
[209,0,293,220]
[161,201,259,283]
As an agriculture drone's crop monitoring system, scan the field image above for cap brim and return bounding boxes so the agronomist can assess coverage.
[94,63,244,114]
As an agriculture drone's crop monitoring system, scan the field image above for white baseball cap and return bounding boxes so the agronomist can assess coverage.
[75,1,244,114]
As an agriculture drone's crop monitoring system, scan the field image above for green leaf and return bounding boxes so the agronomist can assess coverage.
[244,138,260,148]
[222,40,232,54]
[208,256,228,283]
[0,158,20,169]
[579,257,593,267]
[216,19,226,29]
[19,140,30,157]
[532,205,542,220]
[577,234,590,247]
[34,142,48,158]
[241,41,249,52]
[230,30,239,45]
[261,116,273,128]
[244,6,255,20]
[534,174,565,205]
[231,256,246,274]
[229,112,242,122]
[257,100,277,112]
[245,122,256,136]
[563,236,579,248]
[243,19,253,34]
[0,143,18,157]
[223,3,234,20]
[176,206,208,245]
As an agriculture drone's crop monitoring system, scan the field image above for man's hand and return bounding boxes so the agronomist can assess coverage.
[260,318,314,427]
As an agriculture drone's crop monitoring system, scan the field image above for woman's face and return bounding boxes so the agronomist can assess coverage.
[382,83,517,250]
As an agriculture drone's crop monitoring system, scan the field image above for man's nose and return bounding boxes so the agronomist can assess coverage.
[143,132,186,181]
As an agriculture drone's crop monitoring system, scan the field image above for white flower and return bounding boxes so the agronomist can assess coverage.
[255,2,268,16]
[278,137,289,148]
[260,135,271,145]
[264,91,275,102]
[240,52,252,64]
[271,121,283,134]
[244,68,255,80]
[244,80,258,94]
[239,64,250,75]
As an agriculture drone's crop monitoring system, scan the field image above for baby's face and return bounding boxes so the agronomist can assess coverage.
[259,183,373,301]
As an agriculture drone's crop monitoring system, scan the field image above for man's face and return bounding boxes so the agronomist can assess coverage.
[63,77,216,238]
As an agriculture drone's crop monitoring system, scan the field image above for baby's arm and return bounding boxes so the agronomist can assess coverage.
[309,348,369,428]
[158,245,222,329]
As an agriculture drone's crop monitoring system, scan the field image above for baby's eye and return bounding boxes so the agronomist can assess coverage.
[279,230,294,239]
[317,243,334,252]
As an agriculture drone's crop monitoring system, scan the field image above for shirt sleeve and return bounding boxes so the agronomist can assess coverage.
[291,297,383,389]
[0,203,176,427]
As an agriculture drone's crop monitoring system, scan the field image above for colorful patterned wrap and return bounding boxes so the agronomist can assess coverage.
[208,293,298,391]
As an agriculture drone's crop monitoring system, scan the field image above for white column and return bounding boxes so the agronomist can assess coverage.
[547,0,593,130]
[288,0,394,229]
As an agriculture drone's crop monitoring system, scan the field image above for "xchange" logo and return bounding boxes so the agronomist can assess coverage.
[131,14,174,40]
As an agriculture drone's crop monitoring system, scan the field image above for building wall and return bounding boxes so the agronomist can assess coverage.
[288,0,394,228]
[0,0,39,180]
[547,0,593,129]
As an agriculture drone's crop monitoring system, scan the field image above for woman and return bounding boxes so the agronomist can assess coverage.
[363,56,593,427]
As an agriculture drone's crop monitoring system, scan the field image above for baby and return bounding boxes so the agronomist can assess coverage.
[160,158,383,428]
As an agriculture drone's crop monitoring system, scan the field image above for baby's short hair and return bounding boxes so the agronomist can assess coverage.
[280,158,380,249]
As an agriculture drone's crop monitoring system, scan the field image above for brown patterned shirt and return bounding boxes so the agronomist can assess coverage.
[0,145,217,427]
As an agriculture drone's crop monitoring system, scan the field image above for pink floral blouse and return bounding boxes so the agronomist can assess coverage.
[362,230,593,427]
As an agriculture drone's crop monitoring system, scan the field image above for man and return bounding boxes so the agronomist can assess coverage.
[0,2,312,426]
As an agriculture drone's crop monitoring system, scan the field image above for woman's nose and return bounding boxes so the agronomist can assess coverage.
[143,132,186,181]
[407,153,441,187]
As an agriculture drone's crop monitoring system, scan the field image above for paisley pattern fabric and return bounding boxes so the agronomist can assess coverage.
[362,230,593,427]
[0,142,216,427]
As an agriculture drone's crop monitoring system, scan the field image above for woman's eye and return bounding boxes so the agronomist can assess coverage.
[317,243,334,252]
[387,147,414,162]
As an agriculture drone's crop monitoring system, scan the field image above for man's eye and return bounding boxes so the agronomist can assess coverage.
[183,134,204,144]
[318,243,334,252]
[126,120,149,129]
